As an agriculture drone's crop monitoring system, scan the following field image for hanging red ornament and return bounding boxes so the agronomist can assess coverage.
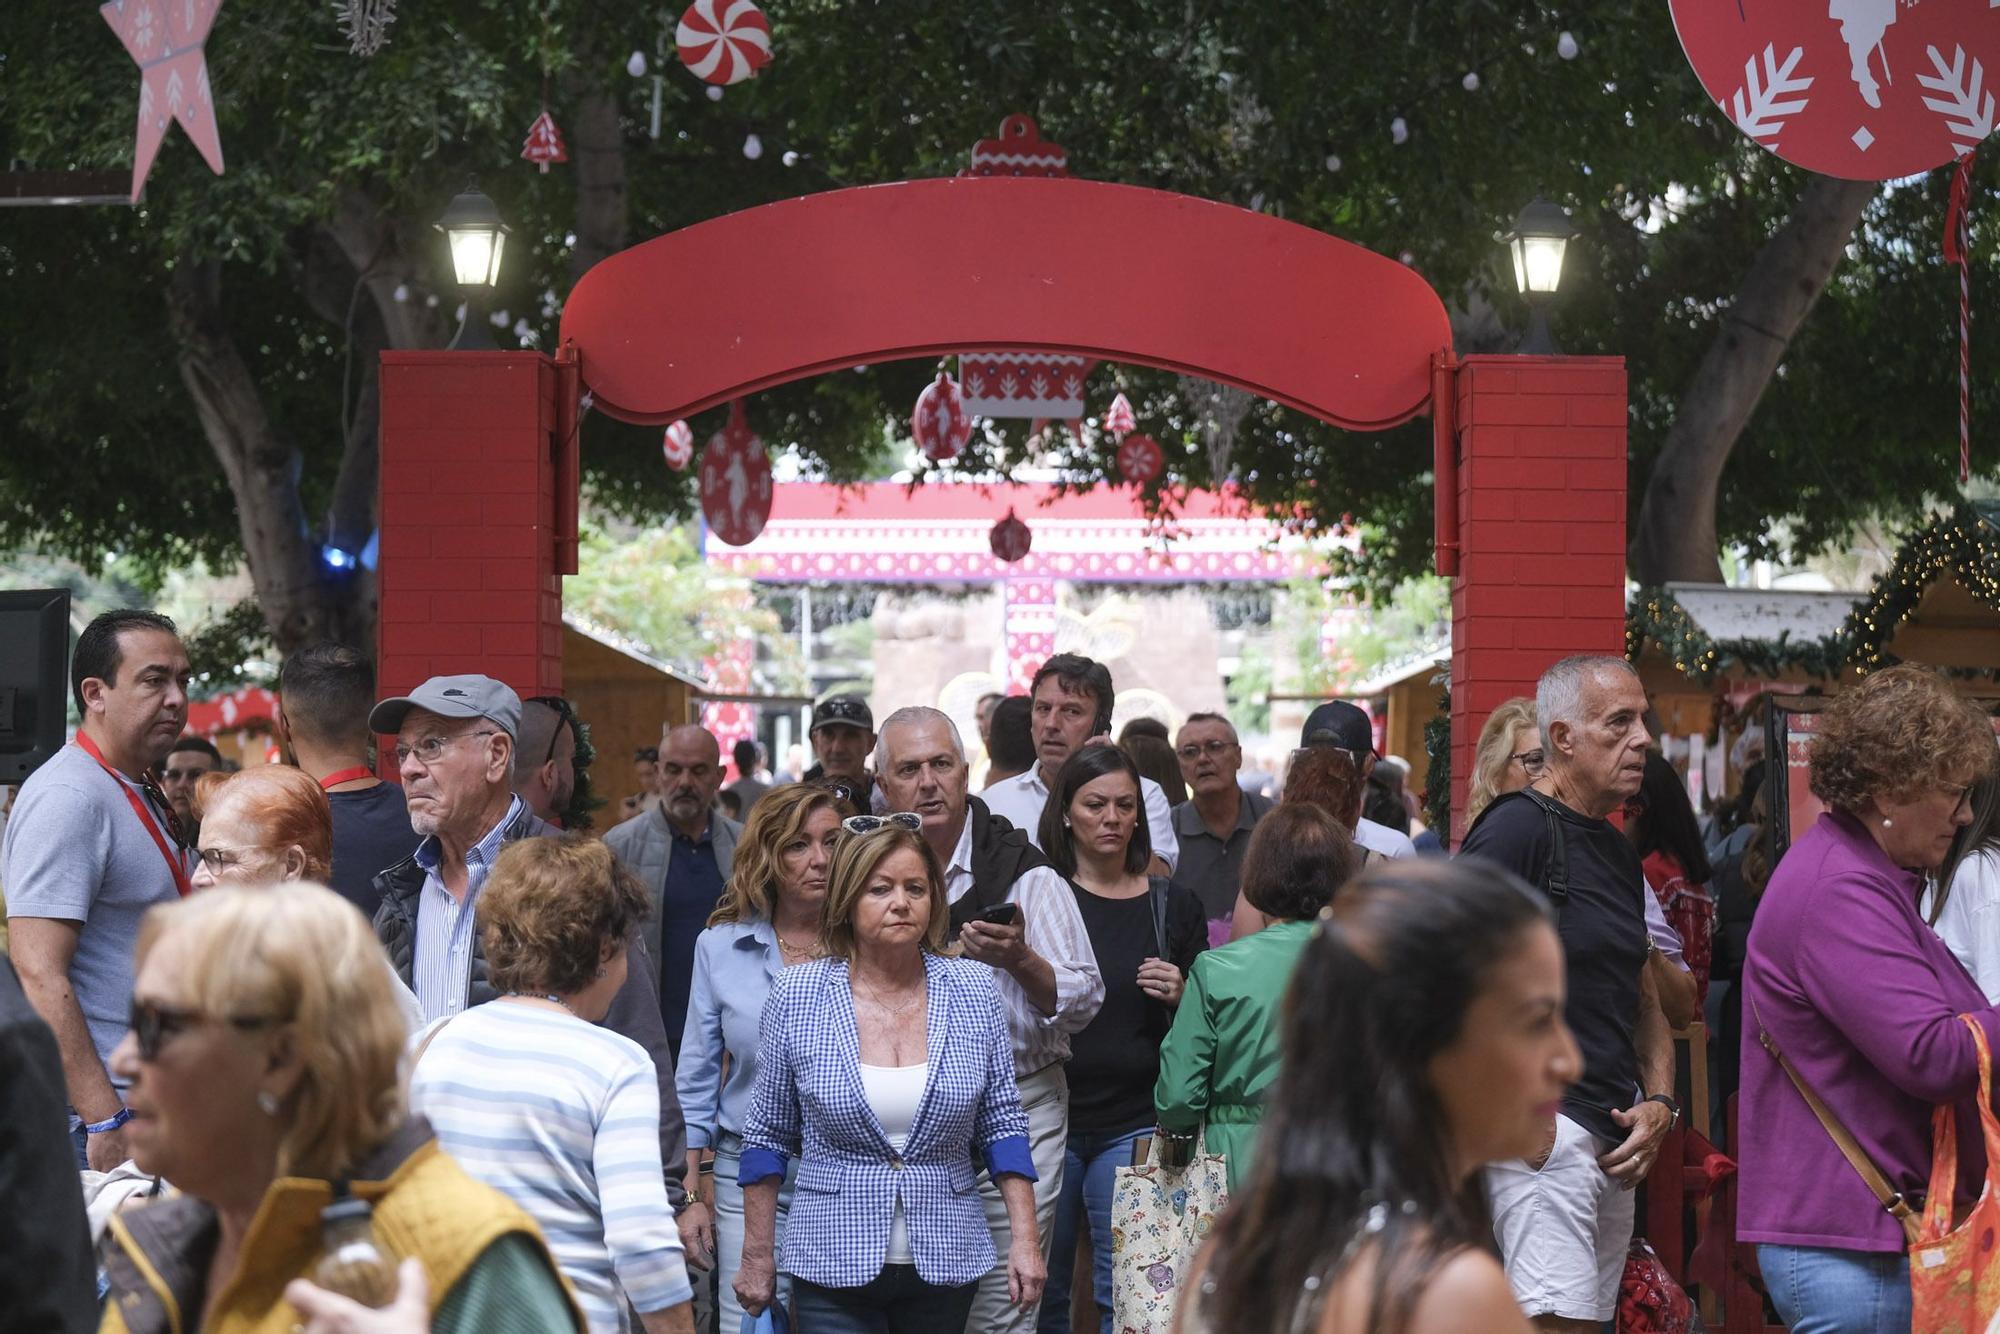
[1103,392,1136,439]
[521,110,567,172]
[1116,433,1164,485]
[913,372,972,461]
[101,0,227,203]
[662,419,694,471]
[698,401,773,546]
[677,0,772,86]
[989,509,1032,564]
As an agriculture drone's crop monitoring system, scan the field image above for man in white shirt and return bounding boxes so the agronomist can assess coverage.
[1298,700,1417,860]
[875,705,1103,1333]
[981,654,1179,877]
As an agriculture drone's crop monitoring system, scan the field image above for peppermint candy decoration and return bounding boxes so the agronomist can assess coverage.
[1103,391,1136,439]
[698,401,773,546]
[913,372,972,462]
[676,0,773,87]
[990,509,1032,564]
[662,419,694,471]
[1116,433,1164,485]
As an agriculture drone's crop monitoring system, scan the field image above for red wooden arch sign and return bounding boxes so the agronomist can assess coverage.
[559,176,1453,433]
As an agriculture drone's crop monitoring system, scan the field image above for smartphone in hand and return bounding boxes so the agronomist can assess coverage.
[975,901,1021,926]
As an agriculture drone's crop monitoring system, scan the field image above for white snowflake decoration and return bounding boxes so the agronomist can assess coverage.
[334,0,397,56]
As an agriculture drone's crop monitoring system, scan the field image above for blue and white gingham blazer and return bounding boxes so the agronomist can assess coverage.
[740,951,1035,1289]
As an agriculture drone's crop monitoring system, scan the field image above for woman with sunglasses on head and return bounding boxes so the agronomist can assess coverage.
[1465,698,1543,832]
[676,781,853,1332]
[1175,859,1574,1334]
[1034,744,1206,1334]
[736,816,1044,1331]
[189,766,424,1032]
[98,882,582,1333]
[1925,774,2000,1001]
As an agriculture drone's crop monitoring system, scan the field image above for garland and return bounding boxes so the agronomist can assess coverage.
[1423,687,1451,837]
[1624,590,1848,685]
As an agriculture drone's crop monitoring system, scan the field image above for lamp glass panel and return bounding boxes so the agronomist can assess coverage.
[485,229,507,286]
[448,228,496,288]
[1519,235,1567,294]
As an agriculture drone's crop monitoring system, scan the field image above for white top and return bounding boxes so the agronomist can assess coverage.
[1928,849,2000,1003]
[860,1062,929,1264]
[1353,816,1418,860]
[943,812,1105,1075]
[981,766,1181,872]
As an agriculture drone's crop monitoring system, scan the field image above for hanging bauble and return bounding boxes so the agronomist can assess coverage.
[990,509,1032,564]
[522,110,567,172]
[913,372,972,461]
[626,50,648,78]
[1103,391,1137,439]
[662,420,694,471]
[1116,433,1165,485]
[677,0,772,86]
[698,401,773,546]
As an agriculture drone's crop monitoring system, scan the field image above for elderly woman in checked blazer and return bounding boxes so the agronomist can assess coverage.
[735,816,1045,1332]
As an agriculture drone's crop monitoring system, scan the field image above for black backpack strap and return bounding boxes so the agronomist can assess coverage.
[1514,788,1571,922]
[1149,877,1170,958]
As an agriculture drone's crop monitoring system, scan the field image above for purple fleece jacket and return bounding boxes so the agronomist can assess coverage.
[1739,810,2000,1251]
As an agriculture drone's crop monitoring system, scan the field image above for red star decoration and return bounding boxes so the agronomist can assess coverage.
[101,0,227,203]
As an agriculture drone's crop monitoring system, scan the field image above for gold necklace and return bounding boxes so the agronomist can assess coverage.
[853,975,923,1016]
[776,932,822,962]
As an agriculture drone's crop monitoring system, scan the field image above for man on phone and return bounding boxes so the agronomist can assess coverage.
[874,705,1103,1332]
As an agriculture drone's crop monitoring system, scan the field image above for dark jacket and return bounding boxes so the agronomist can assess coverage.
[0,952,96,1333]
[949,796,1057,931]
[370,801,690,1207]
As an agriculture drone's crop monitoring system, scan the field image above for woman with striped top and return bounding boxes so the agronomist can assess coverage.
[410,835,694,1334]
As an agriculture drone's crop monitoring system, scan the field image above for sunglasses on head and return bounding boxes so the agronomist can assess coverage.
[526,695,576,765]
[841,812,924,836]
[138,772,190,851]
[127,996,278,1062]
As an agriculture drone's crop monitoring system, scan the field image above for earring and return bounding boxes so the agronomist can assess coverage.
[1881,817,1894,828]
[595,967,608,980]
[257,1090,279,1117]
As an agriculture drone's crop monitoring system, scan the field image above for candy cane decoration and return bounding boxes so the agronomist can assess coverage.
[1945,152,1976,484]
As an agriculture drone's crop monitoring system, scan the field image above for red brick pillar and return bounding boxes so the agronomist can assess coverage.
[377,352,563,710]
[1449,354,1628,840]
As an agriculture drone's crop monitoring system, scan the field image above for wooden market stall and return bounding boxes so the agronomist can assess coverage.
[561,616,704,809]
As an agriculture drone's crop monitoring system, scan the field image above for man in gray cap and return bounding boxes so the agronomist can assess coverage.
[366,674,691,1207]
[802,694,876,809]
[1298,700,1416,860]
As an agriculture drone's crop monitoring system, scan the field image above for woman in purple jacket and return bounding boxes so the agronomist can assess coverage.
[1740,665,1998,1332]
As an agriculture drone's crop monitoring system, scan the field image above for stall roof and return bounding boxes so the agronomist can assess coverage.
[1657,583,1860,644]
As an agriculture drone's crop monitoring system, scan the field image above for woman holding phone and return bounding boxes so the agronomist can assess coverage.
[1036,745,1206,1334]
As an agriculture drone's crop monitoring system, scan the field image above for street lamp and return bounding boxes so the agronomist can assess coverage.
[434,184,509,350]
[1503,195,1578,355]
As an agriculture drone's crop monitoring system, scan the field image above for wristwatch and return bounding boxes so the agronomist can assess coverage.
[1643,1093,1681,1127]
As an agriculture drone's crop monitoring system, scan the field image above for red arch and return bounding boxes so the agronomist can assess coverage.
[559,177,1452,431]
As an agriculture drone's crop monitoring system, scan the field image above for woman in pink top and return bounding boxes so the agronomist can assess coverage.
[1739,666,1997,1333]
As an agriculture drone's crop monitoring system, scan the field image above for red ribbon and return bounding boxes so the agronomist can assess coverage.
[74,731,195,898]
[317,765,377,791]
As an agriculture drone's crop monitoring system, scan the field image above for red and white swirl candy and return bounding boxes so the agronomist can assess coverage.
[913,372,972,462]
[661,420,694,471]
[676,0,773,86]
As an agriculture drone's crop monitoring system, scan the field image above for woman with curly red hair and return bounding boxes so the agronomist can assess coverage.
[1739,666,1999,1331]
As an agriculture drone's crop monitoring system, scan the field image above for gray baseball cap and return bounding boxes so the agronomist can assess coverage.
[369,674,523,739]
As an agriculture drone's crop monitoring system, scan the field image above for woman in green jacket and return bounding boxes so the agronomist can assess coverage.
[1154,804,1358,1188]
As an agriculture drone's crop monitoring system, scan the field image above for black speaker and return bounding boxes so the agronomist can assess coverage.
[0,588,72,782]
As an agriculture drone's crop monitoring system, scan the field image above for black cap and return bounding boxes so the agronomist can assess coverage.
[810,695,873,735]
[1300,700,1375,755]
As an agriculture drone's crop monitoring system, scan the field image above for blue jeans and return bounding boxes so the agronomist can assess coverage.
[1757,1243,1911,1334]
[790,1266,975,1334]
[1037,1124,1147,1334]
[714,1138,795,1333]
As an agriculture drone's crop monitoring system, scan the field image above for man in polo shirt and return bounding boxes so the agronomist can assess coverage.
[982,654,1179,876]
[802,694,876,809]
[604,723,740,1056]
[1298,700,1418,860]
[1169,712,1272,944]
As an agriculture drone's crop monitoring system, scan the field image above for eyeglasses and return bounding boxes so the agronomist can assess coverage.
[841,812,924,836]
[193,846,253,874]
[1943,782,1976,815]
[393,730,498,767]
[161,765,212,783]
[138,772,190,850]
[128,997,278,1062]
[1176,739,1239,762]
[1509,749,1547,778]
[526,696,576,765]
[813,779,863,809]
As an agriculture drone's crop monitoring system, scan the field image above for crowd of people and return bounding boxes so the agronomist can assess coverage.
[1,608,1996,1334]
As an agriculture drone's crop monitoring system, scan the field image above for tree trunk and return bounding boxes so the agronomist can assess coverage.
[1628,174,1879,586]
[567,80,629,284]
[166,256,373,654]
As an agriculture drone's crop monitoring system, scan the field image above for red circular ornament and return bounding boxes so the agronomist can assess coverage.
[990,509,1032,563]
[1669,0,2000,180]
[676,0,773,87]
[913,372,972,461]
[1116,433,1164,484]
[698,401,773,546]
[662,420,694,471]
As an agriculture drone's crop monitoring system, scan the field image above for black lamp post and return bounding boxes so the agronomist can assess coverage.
[435,185,509,351]
[1503,196,1579,356]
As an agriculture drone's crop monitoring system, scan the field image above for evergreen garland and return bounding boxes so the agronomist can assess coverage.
[1423,687,1451,837]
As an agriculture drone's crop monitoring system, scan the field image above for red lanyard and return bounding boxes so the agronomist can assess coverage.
[74,732,194,898]
[318,766,376,791]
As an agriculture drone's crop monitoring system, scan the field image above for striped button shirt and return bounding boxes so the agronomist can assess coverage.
[410,1002,692,1333]
[410,796,519,1022]
[944,814,1104,1075]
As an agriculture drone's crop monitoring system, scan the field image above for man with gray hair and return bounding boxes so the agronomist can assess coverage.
[1170,711,1272,942]
[1458,654,1676,1334]
[510,696,577,825]
[874,705,1102,1333]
